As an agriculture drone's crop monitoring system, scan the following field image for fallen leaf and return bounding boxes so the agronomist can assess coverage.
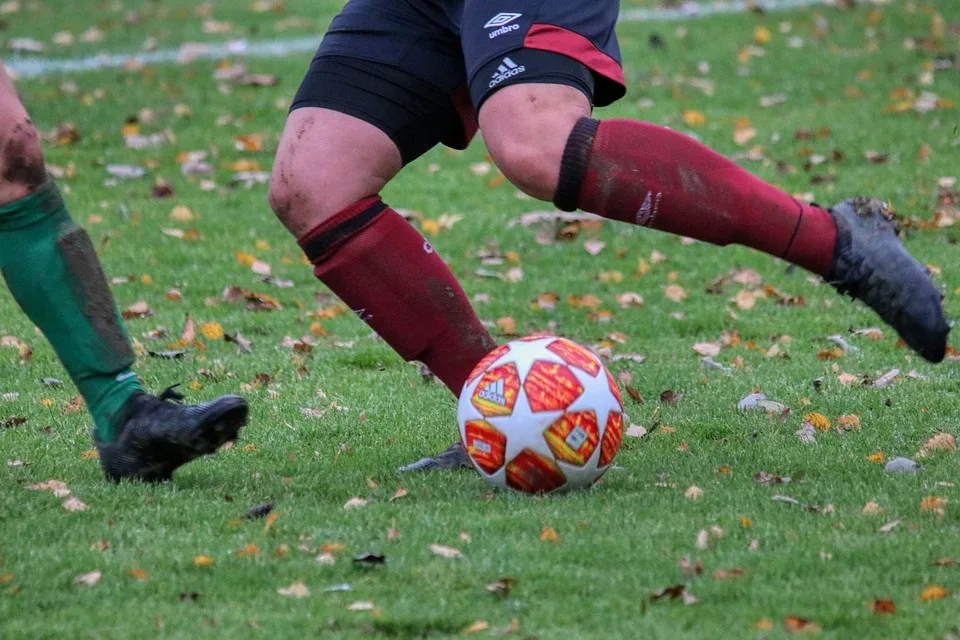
[692,342,720,357]
[429,544,461,558]
[62,496,87,512]
[784,616,820,633]
[871,599,896,615]
[664,285,688,302]
[713,568,746,580]
[804,413,831,431]
[126,569,150,580]
[866,450,885,464]
[462,621,489,635]
[934,558,955,567]
[920,496,948,514]
[74,570,102,587]
[539,527,559,543]
[919,432,956,456]
[277,581,310,598]
[862,502,884,515]
[485,577,518,598]
[193,556,214,567]
[235,543,260,557]
[878,520,900,533]
[695,529,709,550]
[343,497,368,510]
[389,487,408,502]
[684,485,704,500]
[650,583,698,605]
[919,585,949,601]
[626,424,648,438]
[347,600,376,611]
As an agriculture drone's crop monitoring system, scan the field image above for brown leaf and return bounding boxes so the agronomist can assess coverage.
[389,486,408,502]
[713,568,746,580]
[496,317,517,336]
[484,577,518,598]
[126,569,150,580]
[871,599,896,615]
[121,301,154,320]
[934,557,955,567]
[784,616,820,633]
[920,432,956,455]
[679,556,703,576]
[180,314,196,343]
[659,390,684,406]
[193,555,215,567]
[650,584,698,605]
[920,496,947,514]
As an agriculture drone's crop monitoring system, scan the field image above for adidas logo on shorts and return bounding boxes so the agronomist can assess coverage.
[477,378,507,406]
[489,57,526,89]
[485,12,522,39]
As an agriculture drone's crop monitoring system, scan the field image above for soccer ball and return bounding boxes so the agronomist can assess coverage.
[457,336,624,493]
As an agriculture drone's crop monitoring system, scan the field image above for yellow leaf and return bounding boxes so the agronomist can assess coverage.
[754,619,774,630]
[199,322,224,340]
[683,110,706,127]
[40,399,54,408]
[81,449,99,460]
[188,380,202,390]
[462,621,489,634]
[740,516,752,528]
[222,159,261,172]
[193,555,214,567]
[126,569,150,580]
[140,274,153,285]
[420,219,441,236]
[263,511,279,535]
[235,543,260,557]
[919,585,948,601]
[866,450,884,464]
[920,496,948,512]
[539,527,559,543]
[803,413,831,431]
[754,26,772,45]
[235,252,256,267]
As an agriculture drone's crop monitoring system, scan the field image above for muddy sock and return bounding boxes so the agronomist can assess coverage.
[0,181,142,441]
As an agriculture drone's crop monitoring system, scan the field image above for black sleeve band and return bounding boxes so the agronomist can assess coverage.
[300,200,388,262]
[553,117,599,212]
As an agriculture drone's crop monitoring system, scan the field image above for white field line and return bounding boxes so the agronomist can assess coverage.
[5,0,829,78]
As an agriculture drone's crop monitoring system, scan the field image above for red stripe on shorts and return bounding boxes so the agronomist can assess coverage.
[523,24,625,89]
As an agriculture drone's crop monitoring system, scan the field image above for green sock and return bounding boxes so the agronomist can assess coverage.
[0,181,143,442]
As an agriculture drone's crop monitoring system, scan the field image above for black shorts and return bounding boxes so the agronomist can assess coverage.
[290,0,625,165]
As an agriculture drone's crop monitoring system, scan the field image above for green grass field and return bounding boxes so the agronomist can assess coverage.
[2,1,959,637]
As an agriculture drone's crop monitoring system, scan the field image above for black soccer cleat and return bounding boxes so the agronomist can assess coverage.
[397,441,472,472]
[96,386,248,482]
[827,197,951,363]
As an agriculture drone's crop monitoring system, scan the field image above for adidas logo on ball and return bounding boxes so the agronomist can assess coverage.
[477,378,507,406]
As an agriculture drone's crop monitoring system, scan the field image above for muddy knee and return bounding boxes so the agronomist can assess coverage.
[1,118,45,191]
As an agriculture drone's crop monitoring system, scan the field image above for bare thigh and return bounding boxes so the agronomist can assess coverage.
[268,108,402,238]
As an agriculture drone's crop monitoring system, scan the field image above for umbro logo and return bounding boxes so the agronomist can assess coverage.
[477,378,507,406]
[488,57,526,88]
[484,12,522,29]
[485,12,522,39]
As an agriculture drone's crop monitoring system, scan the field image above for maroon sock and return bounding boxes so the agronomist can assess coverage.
[554,118,837,276]
[298,197,496,396]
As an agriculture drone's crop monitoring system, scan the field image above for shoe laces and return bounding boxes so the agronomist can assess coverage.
[158,383,186,403]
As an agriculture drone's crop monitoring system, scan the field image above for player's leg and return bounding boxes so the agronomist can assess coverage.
[463,2,949,362]
[269,52,496,409]
[0,63,247,481]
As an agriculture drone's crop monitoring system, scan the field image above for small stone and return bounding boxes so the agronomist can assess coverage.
[884,457,921,474]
